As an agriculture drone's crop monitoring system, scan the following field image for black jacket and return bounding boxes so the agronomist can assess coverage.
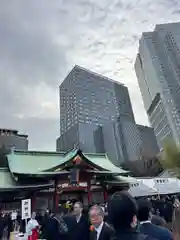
[45,215,68,240]
[139,222,172,240]
[64,214,89,240]
[115,228,157,240]
[90,222,115,240]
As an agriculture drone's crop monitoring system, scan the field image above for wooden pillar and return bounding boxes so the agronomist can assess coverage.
[53,178,59,213]
[31,192,36,212]
[103,187,108,203]
[87,180,92,206]
[55,192,59,211]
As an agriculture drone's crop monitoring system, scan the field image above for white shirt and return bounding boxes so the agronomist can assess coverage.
[76,214,82,223]
[140,220,151,225]
[95,221,104,240]
[100,206,105,212]
[26,219,39,236]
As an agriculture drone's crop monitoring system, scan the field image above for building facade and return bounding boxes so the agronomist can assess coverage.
[56,123,105,154]
[59,65,135,136]
[57,65,159,166]
[135,22,180,148]
[0,128,28,151]
[137,125,160,159]
[102,118,142,165]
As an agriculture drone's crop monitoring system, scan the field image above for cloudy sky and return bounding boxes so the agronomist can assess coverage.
[0,0,180,150]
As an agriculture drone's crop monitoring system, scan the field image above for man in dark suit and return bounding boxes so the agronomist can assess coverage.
[137,198,172,240]
[89,205,115,240]
[66,201,89,240]
[108,191,155,240]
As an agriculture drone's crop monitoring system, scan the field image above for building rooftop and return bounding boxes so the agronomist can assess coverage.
[0,128,18,134]
[7,149,128,175]
[0,148,133,191]
[0,168,52,191]
[155,22,180,31]
[0,128,28,138]
[61,65,125,88]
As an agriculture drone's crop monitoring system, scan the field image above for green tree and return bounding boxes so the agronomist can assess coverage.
[160,139,180,176]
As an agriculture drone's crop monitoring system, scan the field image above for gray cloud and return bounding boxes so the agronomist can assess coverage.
[0,1,66,85]
[0,0,179,149]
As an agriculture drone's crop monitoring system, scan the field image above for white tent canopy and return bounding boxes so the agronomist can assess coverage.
[152,177,180,195]
[126,177,180,197]
[117,175,180,196]
[128,179,158,197]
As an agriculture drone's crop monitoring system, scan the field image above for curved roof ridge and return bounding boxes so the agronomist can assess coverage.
[7,148,128,175]
[82,152,107,157]
[13,150,65,156]
[82,152,128,174]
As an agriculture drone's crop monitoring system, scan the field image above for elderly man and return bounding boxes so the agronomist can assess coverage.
[89,205,115,240]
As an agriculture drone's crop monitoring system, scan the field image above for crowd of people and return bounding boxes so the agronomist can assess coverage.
[0,212,13,239]
[1,192,180,240]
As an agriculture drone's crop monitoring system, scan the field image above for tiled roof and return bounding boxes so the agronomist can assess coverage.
[83,153,127,174]
[0,168,52,190]
[7,149,128,175]
[7,150,67,174]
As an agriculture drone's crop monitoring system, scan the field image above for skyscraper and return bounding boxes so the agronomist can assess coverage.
[57,65,159,166]
[137,125,160,159]
[57,66,137,163]
[59,65,135,135]
[135,22,180,148]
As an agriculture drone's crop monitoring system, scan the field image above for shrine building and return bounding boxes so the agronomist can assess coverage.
[1,148,132,211]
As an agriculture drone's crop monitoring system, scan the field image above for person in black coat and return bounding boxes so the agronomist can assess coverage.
[45,209,68,240]
[137,198,172,240]
[108,191,155,240]
[6,214,13,240]
[89,205,115,240]
[0,214,5,239]
[67,202,89,240]
[19,219,26,233]
[40,212,50,239]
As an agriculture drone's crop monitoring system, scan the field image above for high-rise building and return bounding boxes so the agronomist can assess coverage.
[137,125,160,159]
[0,128,28,151]
[57,65,159,166]
[135,22,180,148]
[102,117,142,165]
[59,65,135,135]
